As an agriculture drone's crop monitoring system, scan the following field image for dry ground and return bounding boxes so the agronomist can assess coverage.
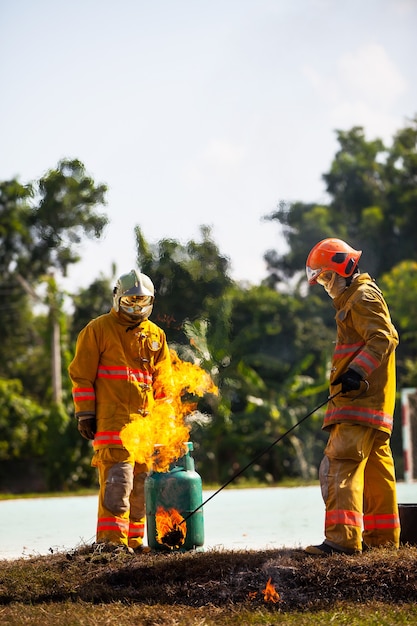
[0,544,416,624]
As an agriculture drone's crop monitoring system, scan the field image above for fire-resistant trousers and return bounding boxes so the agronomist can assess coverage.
[319,423,400,552]
[91,448,148,549]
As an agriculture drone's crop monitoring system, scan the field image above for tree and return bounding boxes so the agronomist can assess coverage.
[263,119,417,478]
[265,117,417,283]
[383,119,417,270]
[132,224,336,483]
[379,260,417,388]
[0,159,108,399]
[69,273,115,345]
[175,283,333,484]
[134,225,233,344]
[0,160,108,281]
[3,118,417,491]
[27,159,108,278]
[0,378,47,492]
[0,160,110,491]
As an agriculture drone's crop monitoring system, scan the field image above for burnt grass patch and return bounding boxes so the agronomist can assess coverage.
[0,544,416,613]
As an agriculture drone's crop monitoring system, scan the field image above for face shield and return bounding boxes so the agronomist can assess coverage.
[306,265,324,285]
[119,294,154,320]
[315,270,334,287]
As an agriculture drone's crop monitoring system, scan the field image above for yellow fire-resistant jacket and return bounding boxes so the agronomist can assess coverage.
[324,273,398,434]
[68,308,173,449]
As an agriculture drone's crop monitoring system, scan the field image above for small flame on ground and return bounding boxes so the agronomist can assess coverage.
[262,578,280,603]
[155,506,186,549]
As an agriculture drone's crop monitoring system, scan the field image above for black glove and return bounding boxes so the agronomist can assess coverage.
[77,416,97,440]
[333,369,362,393]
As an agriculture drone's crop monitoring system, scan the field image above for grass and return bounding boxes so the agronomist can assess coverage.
[0,489,99,501]
[0,543,416,625]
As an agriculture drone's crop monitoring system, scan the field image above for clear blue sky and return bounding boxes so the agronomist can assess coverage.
[1,0,416,293]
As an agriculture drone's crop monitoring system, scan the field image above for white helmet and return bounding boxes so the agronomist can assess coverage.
[113,269,155,320]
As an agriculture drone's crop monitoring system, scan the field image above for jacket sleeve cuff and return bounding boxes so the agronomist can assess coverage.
[76,412,96,421]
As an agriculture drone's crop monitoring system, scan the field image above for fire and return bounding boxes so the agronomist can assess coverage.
[120,349,218,471]
[155,506,186,549]
[169,349,218,408]
[262,578,280,603]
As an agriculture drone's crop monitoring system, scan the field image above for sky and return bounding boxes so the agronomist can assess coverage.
[1,0,416,294]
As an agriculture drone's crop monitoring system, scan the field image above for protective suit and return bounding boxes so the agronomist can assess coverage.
[305,239,400,555]
[69,270,173,551]
[325,274,398,434]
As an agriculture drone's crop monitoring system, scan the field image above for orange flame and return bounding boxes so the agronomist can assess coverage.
[262,578,280,603]
[155,506,186,548]
[120,349,218,471]
[170,349,218,408]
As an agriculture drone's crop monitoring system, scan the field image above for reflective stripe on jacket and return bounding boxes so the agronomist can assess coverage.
[68,308,173,448]
[324,274,398,434]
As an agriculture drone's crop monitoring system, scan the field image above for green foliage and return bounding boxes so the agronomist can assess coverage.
[135,224,233,343]
[0,179,33,274]
[379,261,417,388]
[0,281,39,381]
[178,284,332,484]
[380,261,417,337]
[0,160,110,491]
[323,127,385,220]
[69,274,114,344]
[265,116,417,282]
[0,160,108,281]
[0,379,46,461]
[1,115,417,492]
[30,159,108,277]
[0,159,108,404]
[0,378,95,492]
[42,403,96,491]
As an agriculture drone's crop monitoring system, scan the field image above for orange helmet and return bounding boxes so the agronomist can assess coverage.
[306,238,362,285]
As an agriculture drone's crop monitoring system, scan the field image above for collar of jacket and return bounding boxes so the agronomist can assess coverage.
[332,272,375,308]
[109,307,147,330]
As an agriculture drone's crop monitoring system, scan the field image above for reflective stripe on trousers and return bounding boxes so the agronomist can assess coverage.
[92,447,148,549]
[319,423,400,552]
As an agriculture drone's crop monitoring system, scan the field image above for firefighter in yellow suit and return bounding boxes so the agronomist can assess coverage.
[305,238,400,555]
[69,270,173,553]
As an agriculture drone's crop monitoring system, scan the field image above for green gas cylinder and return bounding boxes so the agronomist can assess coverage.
[145,442,204,551]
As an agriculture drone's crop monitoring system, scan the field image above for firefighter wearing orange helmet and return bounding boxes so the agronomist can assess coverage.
[305,238,400,555]
[69,270,173,553]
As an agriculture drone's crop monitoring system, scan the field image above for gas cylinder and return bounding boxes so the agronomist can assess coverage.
[145,441,204,551]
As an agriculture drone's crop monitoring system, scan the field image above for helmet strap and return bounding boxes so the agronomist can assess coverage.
[345,266,360,287]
